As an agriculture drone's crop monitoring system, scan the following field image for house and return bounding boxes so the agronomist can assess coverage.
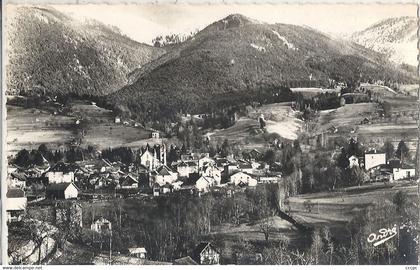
[118,174,139,189]
[8,172,27,189]
[114,116,121,123]
[248,149,262,161]
[46,182,79,199]
[393,166,415,181]
[45,162,75,184]
[152,182,173,196]
[258,176,280,184]
[368,164,393,182]
[195,176,217,192]
[151,131,160,139]
[6,188,27,223]
[202,164,222,185]
[364,152,386,170]
[361,117,370,124]
[192,242,220,265]
[224,163,239,176]
[348,155,359,168]
[91,217,112,233]
[230,172,258,187]
[177,161,198,178]
[150,165,178,186]
[388,158,401,168]
[198,156,215,171]
[95,159,114,173]
[128,247,147,259]
[174,256,198,265]
[238,162,254,174]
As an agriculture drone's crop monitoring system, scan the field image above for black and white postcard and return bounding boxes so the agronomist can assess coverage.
[2,1,419,266]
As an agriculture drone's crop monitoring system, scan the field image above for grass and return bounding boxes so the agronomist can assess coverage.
[314,102,380,133]
[209,102,302,149]
[6,99,157,155]
[286,182,418,230]
[6,105,76,156]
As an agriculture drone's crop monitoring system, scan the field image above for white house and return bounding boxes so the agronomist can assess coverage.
[151,131,160,139]
[348,155,359,168]
[46,162,75,184]
[150,165,178,186]
[128,247,147,259]
[177,161,198,178]
[117,174,138,189]
[202,165,221,185]
[6,189,27,223]
[46,183,79,199]
[393,167,415,181]
[91,217,112,233]
[198,157,215,171]
[230,172,258,187]
[195,176,217,192]
[46,171,74,184]
[364,152,386,171]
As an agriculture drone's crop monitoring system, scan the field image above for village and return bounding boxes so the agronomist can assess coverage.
[5,122,418,264]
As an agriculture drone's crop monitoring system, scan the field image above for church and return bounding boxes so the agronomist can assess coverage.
[139,144,167,171]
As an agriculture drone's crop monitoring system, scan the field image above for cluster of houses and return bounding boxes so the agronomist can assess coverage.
[349,150,416,182]
[138,145,282,196]
[6,143,282,223]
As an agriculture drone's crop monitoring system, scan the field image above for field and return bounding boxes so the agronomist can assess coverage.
[209,102,303,149]
[360,83,397,96]
[287,181,418,240]
[313,103,380,133]
[396,84,418,96]
[6,99,157,155]
[382,95,418,114]
[291,87,340,98]
[6,105,76,157]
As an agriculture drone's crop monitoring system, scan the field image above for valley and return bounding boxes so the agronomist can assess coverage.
[5,5,419,266]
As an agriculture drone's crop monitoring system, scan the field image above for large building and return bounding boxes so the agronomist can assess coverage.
[364,152,386,171]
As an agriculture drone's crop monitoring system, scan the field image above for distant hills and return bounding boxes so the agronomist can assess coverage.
[6,6,165,96]
[6,9,418,122]
[350,16,418,66]
[110,14,417,121]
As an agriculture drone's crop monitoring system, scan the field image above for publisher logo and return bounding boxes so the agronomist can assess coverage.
[367,225,398,247]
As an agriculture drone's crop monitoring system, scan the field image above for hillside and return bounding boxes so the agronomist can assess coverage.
[111,14,417,121]
[350,16,417,66]
[5,6,165,96]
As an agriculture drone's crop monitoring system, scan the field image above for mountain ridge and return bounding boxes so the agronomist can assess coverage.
[110,14,417,122]
[6,6,166,96]
[350,16,417,66]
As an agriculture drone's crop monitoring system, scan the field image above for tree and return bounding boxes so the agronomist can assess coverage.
[392,191,407,216]
[336,148,349,169]
[382,140,395,160]
[396,140,410,164]
[259,217,274,242]
[14,149,31,167]
[221,139,230,157]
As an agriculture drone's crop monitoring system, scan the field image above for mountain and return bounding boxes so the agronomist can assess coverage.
[350,16,417,66]
[6,6,165,96]
[110,14,416,122]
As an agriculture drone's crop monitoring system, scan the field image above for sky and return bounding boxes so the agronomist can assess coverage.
[26,4,419,45]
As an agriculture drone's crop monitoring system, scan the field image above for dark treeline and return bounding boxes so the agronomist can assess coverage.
[12,144,97,167]
[292,92,340,120]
